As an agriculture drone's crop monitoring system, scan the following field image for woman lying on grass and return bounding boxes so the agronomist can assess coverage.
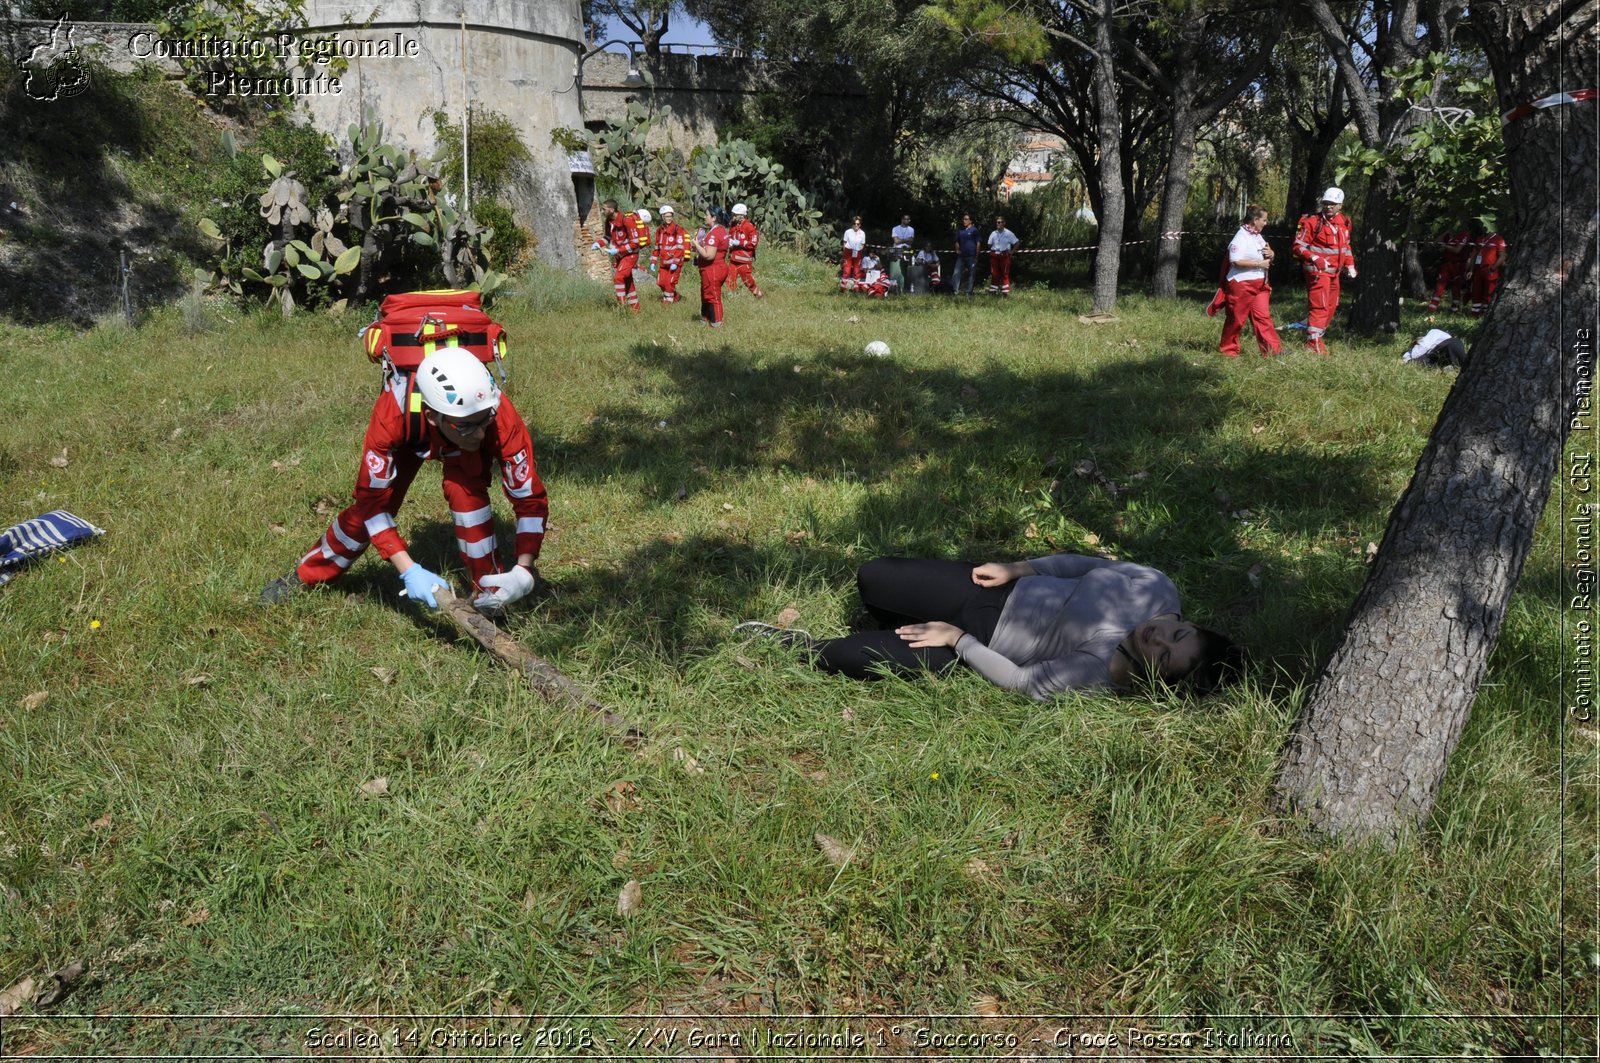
[743,555,1241,698]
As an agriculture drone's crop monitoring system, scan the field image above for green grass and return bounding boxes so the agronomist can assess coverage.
[0,255,1594,1057]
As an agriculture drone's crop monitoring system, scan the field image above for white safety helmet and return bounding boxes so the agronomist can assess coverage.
[659,204,675,216]
[731,203,748,216]
[636,208,652,224]
[1321,187,1345,205]
[416,348,501,418]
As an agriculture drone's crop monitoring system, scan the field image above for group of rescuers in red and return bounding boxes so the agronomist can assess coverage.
[593,199,761,327]
[1210,185,1506,358]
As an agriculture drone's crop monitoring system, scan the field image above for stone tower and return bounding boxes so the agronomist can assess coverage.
[295,0,585,270]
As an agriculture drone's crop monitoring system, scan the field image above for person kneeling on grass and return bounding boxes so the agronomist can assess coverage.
[740,555,1240,698]
[261,348,548,615]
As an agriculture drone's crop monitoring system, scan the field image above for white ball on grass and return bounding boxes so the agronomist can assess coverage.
[865,340,890,357]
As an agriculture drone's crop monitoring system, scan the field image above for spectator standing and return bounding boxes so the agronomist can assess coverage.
[987,215,1019,295]
[1469,224,1507,317]
[889,214,915,292]
[652,204,688,304]
[693,206,730,327]
[952,213,980,296]
[840,216,867,291]
[1218,204,1281,358]
[1291,186,1357,353]
[1426,225,1474,314]
[912,241,942,294]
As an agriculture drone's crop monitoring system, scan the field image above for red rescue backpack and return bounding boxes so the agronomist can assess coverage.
[360,289,508,442]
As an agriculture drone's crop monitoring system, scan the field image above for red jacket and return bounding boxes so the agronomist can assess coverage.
[354,386,547,562]
[652,222,687,269]
[1472,232,1506,272]
[605,213,640,256]
[1439,227,1473,262]
[1293,211,1355,274]
[728,218,760,265]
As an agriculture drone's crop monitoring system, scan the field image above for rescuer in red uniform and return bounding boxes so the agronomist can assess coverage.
[651,204,688,303]
[1291,186,1358,354]
[1426,225,1473,314]
[596,198,643,313]
[1468,225,1507,317]
[262,349,548,615]
[725,202,764,298]
[694,205,730,326]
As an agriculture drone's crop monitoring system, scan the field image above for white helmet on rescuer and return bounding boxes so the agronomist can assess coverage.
[731,203,748,216]
[1321,187,1345,206]
[417,349,501,418]
[636,208,652,224]
[659,204,675,217]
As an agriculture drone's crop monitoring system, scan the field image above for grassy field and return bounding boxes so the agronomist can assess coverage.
[0,252,1594,1057]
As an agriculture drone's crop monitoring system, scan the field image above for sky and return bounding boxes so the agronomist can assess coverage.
[592,11,718,49]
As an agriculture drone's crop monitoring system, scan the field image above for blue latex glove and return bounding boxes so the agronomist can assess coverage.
[399,563,446,609]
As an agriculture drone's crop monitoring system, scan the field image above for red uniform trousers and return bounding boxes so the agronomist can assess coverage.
[1304,270,1341,353]
[1469,265,1501,316]
[987,252,1013,294]
[840,249,863,288]
[1218,277,1281,357]
[658,260,684,302]
[699,261,727,324]
[613,252,641,312]
[728,260,762,296]
[1468,235,1505,317]
[1427,254,1470,312]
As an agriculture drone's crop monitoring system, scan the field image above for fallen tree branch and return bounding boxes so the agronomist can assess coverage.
[434,585,643,743]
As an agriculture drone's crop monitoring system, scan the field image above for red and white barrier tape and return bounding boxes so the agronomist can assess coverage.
[1503,87,1596,124]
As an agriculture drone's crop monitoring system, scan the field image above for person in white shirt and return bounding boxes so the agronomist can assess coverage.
[889,214,915,291]
[1218,204,1282,357]
[1401,328,1467,367]
[840,216,867,291]
[987,215,1019,295]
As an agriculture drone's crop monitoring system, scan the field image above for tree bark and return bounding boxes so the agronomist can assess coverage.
[1347,169,1404,333]
[1089,0,1124,315]
[1274,0,1598,844]
[1150,110,1198,299]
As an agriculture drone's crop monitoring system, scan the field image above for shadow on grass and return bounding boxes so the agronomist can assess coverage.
[395,342,1410,690]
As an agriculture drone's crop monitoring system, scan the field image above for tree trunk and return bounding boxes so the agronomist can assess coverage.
[1151,108,1198,299]
[1274,0,1598,844]
[1347,169,1404,333]
[1089,1,1124,315]
[1401,235,1428,302]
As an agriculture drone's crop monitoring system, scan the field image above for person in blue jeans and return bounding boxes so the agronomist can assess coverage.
[951,212,980,296]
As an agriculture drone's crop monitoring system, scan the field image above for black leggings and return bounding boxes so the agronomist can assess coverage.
[811,558,1014,679]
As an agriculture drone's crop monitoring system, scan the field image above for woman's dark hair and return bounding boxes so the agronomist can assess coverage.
[708,205,730,227]
[1183,628,1246,694]
[1243,203,1268,225]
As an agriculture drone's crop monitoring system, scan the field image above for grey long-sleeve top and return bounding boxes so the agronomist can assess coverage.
[952,554,1181,700]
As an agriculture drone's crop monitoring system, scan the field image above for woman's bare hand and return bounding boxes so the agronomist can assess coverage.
[896,621,964,648]
[971,562,1023,586]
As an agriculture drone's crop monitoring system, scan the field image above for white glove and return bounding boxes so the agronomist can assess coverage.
[473,564,535,615]
[399,563,446,609]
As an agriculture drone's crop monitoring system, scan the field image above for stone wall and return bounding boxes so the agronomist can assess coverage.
[295,0,585,271]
